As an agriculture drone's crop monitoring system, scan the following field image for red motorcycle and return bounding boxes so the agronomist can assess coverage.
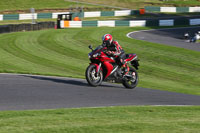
[85,45,139,89]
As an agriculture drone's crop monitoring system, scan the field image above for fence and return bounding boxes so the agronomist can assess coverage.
[0,22,55,34]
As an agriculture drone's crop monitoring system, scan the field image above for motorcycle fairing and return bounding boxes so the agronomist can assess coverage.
[100,56,115,79]
[103,61,113,79]
[125,54,137,62]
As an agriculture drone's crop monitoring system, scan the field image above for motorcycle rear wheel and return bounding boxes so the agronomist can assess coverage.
[122,67,138,89]
[85,64,103,87]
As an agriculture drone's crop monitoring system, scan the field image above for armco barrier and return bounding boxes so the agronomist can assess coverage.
[4,14,19,20]
[146,20,159,27]
[60,18,200,28]
[176,7,189,13]
[190,19,200,25]
[0,10,141,21]
[130,20,146,27]
[101,11,115,16]
[0,15,3,21]
[174,18,189,26]
[82,21,98,27]
[159,20,174,26]
[19,13,37,20]
[189,7,200,12]
[115,20,129,26]
[145,6,200,13]
[38,13,52,19]
[1,8,200,21]
[145,6,160,12]
[0,21,55,34]
[1,18,200,33]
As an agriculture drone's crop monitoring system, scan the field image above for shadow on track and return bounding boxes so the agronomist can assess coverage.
[21,75,121,88]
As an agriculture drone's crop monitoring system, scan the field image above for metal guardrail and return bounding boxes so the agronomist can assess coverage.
[0,10,141,21]
[58,17,200,28]
[145,6,200,13]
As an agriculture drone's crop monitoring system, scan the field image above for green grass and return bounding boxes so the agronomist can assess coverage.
[0,0,106,13]
[0,27,199,95]
[0,0,74,11]
[75,0,200,9]
[0,0,200,14]
[0,106,200,133]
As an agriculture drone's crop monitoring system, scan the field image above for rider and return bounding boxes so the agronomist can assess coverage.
[102,34,129,76]
[190,31,200,43]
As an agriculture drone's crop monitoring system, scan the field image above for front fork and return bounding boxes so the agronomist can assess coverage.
[96,63,101,74]
[90,63,102,76]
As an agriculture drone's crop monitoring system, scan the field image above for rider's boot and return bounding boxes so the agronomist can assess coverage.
[122,63,129,78]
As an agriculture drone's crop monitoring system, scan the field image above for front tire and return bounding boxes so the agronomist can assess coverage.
[85,64,103,87]
[122,67,138,89]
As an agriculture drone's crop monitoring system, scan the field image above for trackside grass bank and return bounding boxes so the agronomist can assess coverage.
[0,106,200,133]
[0,27,199,95]
[0,0,103,13]
[1,0,200,13]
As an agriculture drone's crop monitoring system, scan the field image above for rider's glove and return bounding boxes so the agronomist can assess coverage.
[107,51,113,55]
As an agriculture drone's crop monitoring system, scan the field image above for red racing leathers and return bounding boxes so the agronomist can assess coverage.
[105,41,129,75]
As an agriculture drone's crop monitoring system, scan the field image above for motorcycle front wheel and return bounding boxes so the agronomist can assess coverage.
[122,67,138,89]
[85,64,103,87]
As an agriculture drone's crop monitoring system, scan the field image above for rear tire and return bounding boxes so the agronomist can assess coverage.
[122,67,138,89]
[85,64,103,87]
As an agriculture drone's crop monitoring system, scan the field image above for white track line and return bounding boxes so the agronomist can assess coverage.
[126,26,200,39]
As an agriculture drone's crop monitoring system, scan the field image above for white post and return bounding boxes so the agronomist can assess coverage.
[30,8,36,24]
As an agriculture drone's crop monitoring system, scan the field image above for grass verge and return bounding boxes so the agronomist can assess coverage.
[0,0,110,14]
[0,27,199,95]
[1,0,200,14]
[0,106,200,133]
[73,0,200,9]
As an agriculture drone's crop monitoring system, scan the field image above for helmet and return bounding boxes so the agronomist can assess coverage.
[102,34,113,47]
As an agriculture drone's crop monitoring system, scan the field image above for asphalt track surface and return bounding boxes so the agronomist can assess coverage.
[1,27,200,111]
[128,26,200,52]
